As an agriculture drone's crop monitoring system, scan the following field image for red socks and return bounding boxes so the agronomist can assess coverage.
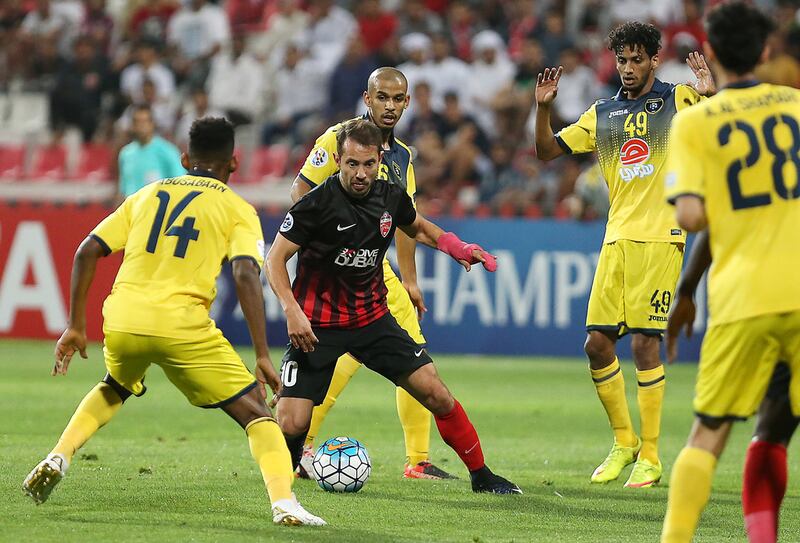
[434,399,485,471]
[743,440,788,543]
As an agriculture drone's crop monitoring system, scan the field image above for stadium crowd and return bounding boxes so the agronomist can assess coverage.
[1,0,799,216]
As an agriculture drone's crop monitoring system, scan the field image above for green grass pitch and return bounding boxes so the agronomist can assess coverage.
[1,338,798,542]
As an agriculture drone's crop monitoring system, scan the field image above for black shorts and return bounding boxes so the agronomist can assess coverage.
[278,312,433,405]
[765,361,791,400]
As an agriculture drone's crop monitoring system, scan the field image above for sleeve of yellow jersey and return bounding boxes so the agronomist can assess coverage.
[228,200,266,268]
[554,103,598,154]
[298,127,340,187]
[665,109,706,204]
[402,143,418,206]
[90,195,134,255]
[674,84,705,111]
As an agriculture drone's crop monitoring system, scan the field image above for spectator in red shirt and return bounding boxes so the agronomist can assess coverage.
[357,0,397,53]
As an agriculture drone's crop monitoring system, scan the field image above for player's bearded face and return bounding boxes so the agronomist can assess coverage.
[616,45,657,95]
[365,78,410,130]
[337,140,382,198]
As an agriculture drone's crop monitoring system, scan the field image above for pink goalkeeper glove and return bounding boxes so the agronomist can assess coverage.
[436,232,497,272]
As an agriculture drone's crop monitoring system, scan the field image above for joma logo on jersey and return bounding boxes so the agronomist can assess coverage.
[619,138,654,181]
[335,248,380,268]
[609,109,629,118]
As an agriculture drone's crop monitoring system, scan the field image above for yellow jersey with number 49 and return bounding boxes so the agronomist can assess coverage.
[666,81,800,326]
[556,79,702,244]
[91,173,265,339]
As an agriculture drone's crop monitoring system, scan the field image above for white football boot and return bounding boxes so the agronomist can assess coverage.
[297,444,316,480]
[272,494,327,526]
[23,453,69,505]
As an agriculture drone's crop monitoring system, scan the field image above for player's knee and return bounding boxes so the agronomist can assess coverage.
[630,335,660,366]
[584,335,613,367]
[425,385,454,416]
[277,411,311,438]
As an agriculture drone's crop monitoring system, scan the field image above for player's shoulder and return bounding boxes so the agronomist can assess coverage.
[393,136,414,161]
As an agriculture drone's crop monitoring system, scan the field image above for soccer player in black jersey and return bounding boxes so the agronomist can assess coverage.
[266,118,520,494]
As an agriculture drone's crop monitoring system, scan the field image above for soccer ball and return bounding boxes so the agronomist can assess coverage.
[312,437,371,492]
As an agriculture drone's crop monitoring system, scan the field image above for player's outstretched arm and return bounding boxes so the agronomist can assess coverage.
[53,236,105,376]
[666,230,711,363]
[399,215,496,272]
[534,66,565,161]
[265,234,319,353]
[232,258,279,397]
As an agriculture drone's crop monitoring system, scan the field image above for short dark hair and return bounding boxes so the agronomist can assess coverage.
[607,21,661,58]
[189,117,235,162]
[336,118,382,156]
[705,1,775,75]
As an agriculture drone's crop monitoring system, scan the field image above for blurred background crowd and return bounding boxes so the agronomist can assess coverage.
[1,0,799,216]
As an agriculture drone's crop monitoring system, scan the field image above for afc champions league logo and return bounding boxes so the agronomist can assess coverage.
[310,148,328,167]
[379,211,392,238]
[618,138,654,182]
[280,212,294,232]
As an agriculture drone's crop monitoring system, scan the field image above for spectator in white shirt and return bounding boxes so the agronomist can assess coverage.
[464,30,515,138]
[120,39,176,105]
[20,0,79,58]
[656,34,697,87]
[550,47,601,125]
[301,0,357,76]
[207,34,263,126]
[261,42,326,145]
[396,32,432,133]
[167,0,230,87]
[427,33,471,109]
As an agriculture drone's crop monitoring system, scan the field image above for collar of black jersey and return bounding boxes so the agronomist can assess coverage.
[614,78,670,101]
[721,79,760,90]
[362,112,396,148]
[188,167,222,181]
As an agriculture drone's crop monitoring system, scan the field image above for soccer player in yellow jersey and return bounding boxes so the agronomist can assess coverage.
[287,67,454,480]
[661,2,800,541]
[22,118,325,526]
[534,22,715,488]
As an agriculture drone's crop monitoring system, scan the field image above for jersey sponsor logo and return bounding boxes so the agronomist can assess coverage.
[379,211,392,238]
[280,212,294,232]
[310,148,328,167]
[645,98,664,114]
[619,138,655,181]
[335,248,380,268]
[609,109,629,118]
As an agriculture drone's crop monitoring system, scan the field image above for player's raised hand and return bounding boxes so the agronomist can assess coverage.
[665,294,696,364]
[53,327,88,376]
[287,306,319,353]
[403,280,427,320]
[535,66,563,106]
[686,52,716,96]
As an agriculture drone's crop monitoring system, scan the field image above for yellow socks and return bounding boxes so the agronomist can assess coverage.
[662,447,717,542]
[590,358,637,447]
[51,383,123,463]
[396,387,431,466]
[305,354,362,446]
[246,418,294,504]
[636,365,665,463]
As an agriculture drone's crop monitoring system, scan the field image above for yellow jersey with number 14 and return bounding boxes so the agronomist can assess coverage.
[666,81,800,327]
[91,173,265,339]
[556,79,702,244]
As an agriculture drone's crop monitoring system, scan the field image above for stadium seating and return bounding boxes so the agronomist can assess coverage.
[75,144,113,182]
[244,145,290,183]
[0,144,26,181]
[27,145,68,181]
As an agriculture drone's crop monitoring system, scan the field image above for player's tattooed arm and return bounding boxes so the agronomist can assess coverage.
[53,236,105,376]
[534,66,565,161]
[232,258,279,396]
[687,52,716,97]
[666,230,710,363]
[265,234,319,353]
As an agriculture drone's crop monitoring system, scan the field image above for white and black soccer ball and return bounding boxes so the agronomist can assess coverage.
[312,437,371,492]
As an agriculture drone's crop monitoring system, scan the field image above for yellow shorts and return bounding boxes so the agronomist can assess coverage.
[586,240,684,337]
[694,311,800,422]
[384,259,425,345]
[103,326,257,408]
